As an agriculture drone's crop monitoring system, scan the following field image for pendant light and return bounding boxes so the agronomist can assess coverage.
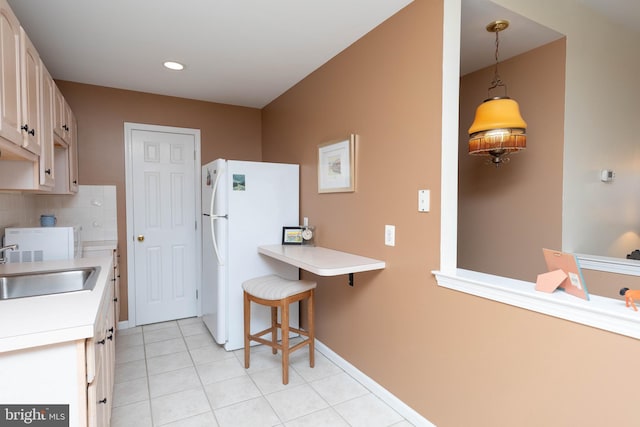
[468,20,527,166]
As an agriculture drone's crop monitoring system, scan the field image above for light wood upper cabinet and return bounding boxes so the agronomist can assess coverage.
[52,85,79,193]
[19,27,41,155]
[40,63,55,188]
[0,0,23,148]
[54,85,72,145]
[0,0,79,192]
[51,108,79,194]
[68,112,79,192]
[0,57,55,191]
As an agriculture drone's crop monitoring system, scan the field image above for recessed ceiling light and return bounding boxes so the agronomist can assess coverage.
[163,61,185,71]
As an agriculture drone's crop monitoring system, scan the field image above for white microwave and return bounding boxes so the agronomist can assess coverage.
[4,226,82,263]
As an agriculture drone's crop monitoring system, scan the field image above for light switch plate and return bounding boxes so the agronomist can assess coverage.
[418,189,430,212]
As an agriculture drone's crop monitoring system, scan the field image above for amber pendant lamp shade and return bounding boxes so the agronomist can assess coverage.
[468,96,527,161]
[468,20,527,166]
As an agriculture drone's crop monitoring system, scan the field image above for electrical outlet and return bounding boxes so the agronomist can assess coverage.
[385,225,395,246]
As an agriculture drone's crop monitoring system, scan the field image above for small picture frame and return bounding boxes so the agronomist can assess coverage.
[282,226,303,245]
[318,134,356,193]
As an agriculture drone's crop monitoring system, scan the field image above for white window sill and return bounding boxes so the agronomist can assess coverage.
[433,268,640,340]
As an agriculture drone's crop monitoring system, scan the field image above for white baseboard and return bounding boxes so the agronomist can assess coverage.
[315,340,436,427]
[117,320,130,330]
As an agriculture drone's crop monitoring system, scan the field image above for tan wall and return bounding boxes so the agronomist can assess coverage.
[262,3,640,426]
[57,81,262,320]
[582,268,640,300]
[458,39,566,282]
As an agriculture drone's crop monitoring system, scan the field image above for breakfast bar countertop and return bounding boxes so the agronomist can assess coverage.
[258,244,385,276]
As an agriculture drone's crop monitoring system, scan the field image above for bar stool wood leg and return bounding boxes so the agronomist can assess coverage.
[242,275,317,385]
[244,291,250,368]
[308,289,315,368]
[271,307,277,355]
[281,299,290,384]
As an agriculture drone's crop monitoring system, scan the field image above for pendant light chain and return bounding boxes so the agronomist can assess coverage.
[488,23,507,97]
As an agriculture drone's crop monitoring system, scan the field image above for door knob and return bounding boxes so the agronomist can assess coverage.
[137,235,144,242]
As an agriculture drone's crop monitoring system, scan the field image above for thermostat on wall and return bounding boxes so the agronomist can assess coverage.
[600,169,614,182]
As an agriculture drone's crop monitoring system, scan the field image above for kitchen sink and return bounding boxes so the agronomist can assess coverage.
[0,267,100,300]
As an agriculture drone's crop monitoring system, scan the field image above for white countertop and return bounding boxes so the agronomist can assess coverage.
[0,256,113,353]
[258,244,385,276]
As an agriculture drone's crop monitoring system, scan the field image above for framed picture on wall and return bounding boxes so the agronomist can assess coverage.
[317,134,356,193]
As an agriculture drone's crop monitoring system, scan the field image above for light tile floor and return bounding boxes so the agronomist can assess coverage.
[111,317,414,427]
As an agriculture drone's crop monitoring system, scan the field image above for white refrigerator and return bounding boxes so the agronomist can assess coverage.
[201,159,300,351]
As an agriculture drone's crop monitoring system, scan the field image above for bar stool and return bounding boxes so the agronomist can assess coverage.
[242,274,317,384]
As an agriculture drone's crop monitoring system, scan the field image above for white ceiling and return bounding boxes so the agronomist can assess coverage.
[7,0,639,107]
[460,0,563,76]
[461,0,640,76]
[7,0,413,108]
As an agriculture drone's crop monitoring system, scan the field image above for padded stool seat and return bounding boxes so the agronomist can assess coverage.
[243,274,316,300]
[242,274,316,384]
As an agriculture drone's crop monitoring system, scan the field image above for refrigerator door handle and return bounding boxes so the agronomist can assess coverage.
[210,166,224,216]
[210,166,225,266]
[210,216,224,266]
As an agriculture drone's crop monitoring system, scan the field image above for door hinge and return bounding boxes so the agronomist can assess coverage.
[195,220,197,230]
[196,289,199,299]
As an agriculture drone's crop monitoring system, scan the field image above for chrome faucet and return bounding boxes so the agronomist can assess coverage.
[0,244,18,264]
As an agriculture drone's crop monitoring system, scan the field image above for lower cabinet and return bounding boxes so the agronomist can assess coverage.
[83,244,120,325]
[82,241,120,326]
[86,266,116,427]
[0,260,117,427]
[0,340,88,427]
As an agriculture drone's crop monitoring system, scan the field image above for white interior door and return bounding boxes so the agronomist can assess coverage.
[128,125,199,325]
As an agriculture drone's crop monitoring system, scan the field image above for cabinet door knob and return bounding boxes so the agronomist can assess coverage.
[21,124,35,136]
[45,168,51,175]
[107,334,113,341]
[98,398,107,404]
[97,339,105,345]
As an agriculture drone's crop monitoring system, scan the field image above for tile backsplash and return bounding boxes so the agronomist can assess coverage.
[0,192,37,234]
[0,185,117,244]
